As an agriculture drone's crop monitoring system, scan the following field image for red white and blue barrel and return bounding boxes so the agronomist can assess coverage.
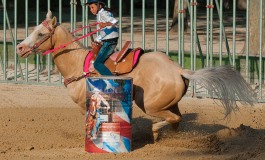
[85,76,133,153]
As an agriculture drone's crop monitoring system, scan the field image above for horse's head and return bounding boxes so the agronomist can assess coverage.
[16,11,57,58]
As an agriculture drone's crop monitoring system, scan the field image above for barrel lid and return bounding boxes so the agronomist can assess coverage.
[88,76,133,80]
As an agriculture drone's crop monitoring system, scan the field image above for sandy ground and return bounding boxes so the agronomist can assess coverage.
[0,83,264,160]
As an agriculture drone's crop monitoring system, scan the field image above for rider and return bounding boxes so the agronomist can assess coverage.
[86,0,119,76]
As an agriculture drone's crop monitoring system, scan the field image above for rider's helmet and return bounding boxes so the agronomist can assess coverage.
[86,0,106,5]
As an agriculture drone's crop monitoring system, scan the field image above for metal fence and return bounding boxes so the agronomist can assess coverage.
[0,0,265,101]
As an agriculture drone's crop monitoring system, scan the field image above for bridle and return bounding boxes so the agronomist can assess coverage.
[30,20,56,53]
[27,21,100,87]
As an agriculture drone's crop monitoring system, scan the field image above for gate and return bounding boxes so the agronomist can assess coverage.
[0,0,264,101]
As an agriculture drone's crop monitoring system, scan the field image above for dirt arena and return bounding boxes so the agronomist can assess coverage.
[0,83,264,160]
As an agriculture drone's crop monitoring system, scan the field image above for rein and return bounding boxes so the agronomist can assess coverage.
[71,22,99,34]
[43,22,100,55]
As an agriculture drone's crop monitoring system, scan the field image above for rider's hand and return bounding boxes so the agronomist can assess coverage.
[99,22,112,29]
[99,22,106,29]
[91,42,101,49]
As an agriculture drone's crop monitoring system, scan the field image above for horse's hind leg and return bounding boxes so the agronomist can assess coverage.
[150,107,181,140]
[169,103,182,130]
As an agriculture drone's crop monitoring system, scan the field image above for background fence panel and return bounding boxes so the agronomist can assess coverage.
[0,0,264,101]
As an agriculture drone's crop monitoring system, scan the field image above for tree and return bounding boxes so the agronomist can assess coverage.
[170,0,188,32]
[246,0,265,56]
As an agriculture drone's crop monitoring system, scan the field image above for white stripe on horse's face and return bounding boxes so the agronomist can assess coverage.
[20,23,47,48]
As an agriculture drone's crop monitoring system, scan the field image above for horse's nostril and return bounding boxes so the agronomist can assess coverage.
[18,46,24,52]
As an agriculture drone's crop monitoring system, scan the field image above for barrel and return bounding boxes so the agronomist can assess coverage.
[85,76,133,153]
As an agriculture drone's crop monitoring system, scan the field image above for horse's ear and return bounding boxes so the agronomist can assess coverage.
[46,10,52,20]
[51,16,57,27]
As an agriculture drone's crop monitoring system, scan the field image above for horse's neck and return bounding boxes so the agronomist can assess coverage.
[52,26,88,79]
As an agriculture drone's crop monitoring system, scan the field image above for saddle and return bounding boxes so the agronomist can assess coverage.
[64,41,143,87]
[85,41,144,76]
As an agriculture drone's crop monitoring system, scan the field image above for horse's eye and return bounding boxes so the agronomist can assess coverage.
[38,33,44,37]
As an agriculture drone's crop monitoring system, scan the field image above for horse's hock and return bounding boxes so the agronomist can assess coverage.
[85,76,133,153]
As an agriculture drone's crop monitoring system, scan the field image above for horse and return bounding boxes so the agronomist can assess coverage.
[16,11,256,141]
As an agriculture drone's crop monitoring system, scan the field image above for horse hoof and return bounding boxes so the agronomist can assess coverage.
[153,131,159,141]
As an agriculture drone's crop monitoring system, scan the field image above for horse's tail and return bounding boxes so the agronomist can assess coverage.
[180,65,257,117]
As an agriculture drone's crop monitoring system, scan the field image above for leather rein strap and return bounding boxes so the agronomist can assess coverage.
[63,52,94,87]
[64,74,87,87]
[31,20,56,53]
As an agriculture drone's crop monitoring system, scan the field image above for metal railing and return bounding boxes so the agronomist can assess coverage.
[0,0,264,101]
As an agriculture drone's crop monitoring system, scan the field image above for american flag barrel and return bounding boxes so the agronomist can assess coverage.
[85,76,133,153]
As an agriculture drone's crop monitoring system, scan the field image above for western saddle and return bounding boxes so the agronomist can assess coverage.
[88,41,144,76]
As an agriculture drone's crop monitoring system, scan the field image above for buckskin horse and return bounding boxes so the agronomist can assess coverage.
[16,11,256,140]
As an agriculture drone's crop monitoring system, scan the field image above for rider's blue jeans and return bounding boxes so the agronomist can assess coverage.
[94,39,117,76]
